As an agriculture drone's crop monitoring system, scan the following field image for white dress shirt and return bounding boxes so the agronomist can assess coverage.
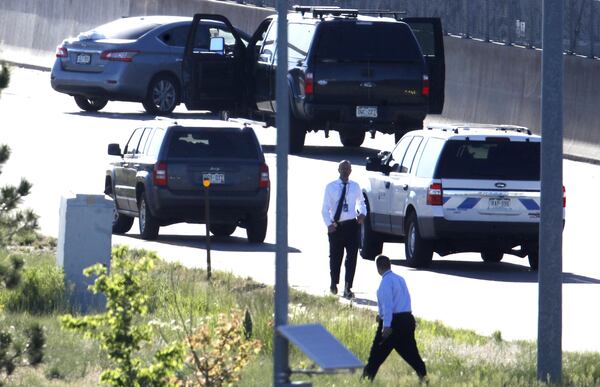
[377,270,412,328]
[321,178,367,227]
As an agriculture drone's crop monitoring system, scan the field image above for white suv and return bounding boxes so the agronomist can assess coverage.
[360,124,566,270]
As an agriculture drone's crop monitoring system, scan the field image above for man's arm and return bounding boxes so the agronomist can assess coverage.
[321,183,336,232]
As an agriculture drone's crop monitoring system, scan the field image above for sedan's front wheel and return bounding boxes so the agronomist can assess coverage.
[74,96,108,112]
[143,75,179,116]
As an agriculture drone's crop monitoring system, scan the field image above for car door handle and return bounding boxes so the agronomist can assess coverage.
[133,164,140,168]
[176,58,183,62]
[385,182,391,189]
[402,184,408,191]
[122,163,129,168]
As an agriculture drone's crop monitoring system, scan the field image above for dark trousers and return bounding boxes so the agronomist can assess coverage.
[363,312,427,381]
[328,220,359,288]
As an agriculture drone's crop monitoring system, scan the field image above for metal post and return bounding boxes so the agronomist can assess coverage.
[485,0,490,42]
[273,0,290,385]
[590,0,595,58]
[538,0,564,383]
[464,0,471,38]
[203,178,212,280]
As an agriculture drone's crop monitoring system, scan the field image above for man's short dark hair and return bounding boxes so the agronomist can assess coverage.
[376,255,391,270]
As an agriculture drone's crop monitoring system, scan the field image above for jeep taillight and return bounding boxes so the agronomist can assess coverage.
[422,74,430,96]
[427,182,443,205]
[153,161,168,187]
[563,185,566,208]
[304,72,314,95]
[259,163,270,189]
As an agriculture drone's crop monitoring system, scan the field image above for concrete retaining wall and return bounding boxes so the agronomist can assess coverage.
[1,0,598,162]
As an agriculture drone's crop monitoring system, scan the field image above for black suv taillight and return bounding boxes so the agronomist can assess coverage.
[153,161,168,186]
[304,72,314,95]
[422,74,430,96]
[259,163,270,188]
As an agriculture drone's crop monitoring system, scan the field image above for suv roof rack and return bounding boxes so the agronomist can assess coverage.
[426,123,532,135]
[356,9,406,20]
[292,5,358,18]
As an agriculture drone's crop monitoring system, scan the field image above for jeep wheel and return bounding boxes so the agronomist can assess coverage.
[210,224,237,237]
[481,249,504,263]
[246,215,267,243]
[143,75,179,116]
[112,199,134,234]
[138,193,160,240]
[360,211,383,260]
[340,131,365,147]
[74,96,108,112]
[527,244,539,271]
[404,212,433,268]
[289,116,306,154]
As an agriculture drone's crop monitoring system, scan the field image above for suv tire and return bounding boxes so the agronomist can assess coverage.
[340,131,365,147]
[289,115,306,154]
[112,199,134,234]
[138,192,160,240]
[210,224,237,237]
[143,75,179,116]
[481,249,504,263]
[246,215,267,243]
[404,212,433,268]
[527,243,539,271]
[360,211,383,260]
[74,96,108,112]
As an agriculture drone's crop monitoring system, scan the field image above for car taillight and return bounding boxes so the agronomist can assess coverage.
[563,185,566,208]
[304,72,314,95]
[427,182,443,205]
[55,45,68,58]
[422,74,430,96]
[259,163,270,188]
[153,161,168,187]
[100,50,139,62]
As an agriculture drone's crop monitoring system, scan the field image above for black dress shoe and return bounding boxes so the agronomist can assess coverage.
[330,285,337,295]
[343,288,354,299]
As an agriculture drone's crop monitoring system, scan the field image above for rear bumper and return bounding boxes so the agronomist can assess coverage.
[420,217,540,241]
[147,187,270,225]
[302,102,427,131]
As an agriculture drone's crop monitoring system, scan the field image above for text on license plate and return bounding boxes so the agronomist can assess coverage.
[488,198,511,209]
[356,106,378,118]
[202,173,225,184]
[76,54,91,64]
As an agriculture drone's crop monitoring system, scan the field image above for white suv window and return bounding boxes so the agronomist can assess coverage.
[399,136,423,173]
[416,137,444,178]
[389,136,412,172]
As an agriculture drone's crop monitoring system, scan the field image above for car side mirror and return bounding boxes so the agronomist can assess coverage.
[209,36,225,54]
[108,143,122,156]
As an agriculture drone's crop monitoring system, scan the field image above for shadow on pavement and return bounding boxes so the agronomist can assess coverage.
[262,144,381,166]
[127,233,302,254]
[351,297,378,307]
[390,259,600,284]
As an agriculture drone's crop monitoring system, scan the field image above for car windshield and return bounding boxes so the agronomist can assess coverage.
[313,21,423,62]
[167,129,259,159]
[78,18,161,40]
[435,139,541,180]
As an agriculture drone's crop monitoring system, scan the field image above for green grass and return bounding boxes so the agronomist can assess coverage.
[2,248,600,386]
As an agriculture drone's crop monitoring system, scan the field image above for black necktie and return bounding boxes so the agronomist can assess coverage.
[333,182,347,222]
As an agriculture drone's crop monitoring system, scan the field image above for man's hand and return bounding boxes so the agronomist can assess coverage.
[357,214,366,224]
[381,327,392,340]
[327,223,337,234]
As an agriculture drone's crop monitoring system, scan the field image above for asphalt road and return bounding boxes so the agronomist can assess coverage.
[2,67,600,352]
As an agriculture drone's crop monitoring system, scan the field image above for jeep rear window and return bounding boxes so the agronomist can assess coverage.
[313,21,422,62]
[166,129,259,159]
[435,140,540,180]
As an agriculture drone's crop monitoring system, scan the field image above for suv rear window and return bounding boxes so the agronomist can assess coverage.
[435,140,540,180]
[313,21,422,62]
[166,129,259,159]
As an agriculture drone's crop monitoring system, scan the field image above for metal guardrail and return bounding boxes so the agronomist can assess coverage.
[232,0,599,59]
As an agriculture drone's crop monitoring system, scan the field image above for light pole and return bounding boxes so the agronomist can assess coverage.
[203,177,212,280]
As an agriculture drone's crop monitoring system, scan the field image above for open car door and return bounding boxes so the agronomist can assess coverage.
[402,17,445,114]
[182,14,246,113]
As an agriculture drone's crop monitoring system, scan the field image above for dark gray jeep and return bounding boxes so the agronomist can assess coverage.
[104,119,270,242]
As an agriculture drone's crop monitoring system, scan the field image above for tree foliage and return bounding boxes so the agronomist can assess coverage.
[0,323,45,386]
[61,246,184,386]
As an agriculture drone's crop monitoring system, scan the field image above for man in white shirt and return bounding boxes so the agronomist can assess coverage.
[363,255,427,382]
[321,160,367,299]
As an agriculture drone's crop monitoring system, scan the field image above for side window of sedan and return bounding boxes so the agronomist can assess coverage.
[160,26,190,47]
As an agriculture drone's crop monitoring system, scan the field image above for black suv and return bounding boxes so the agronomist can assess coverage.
[180,7,445,153]
[104,119,270,242]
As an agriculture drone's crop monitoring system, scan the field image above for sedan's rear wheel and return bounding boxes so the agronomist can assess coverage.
[138,193,160,240]
[210,224,237,237]
[74,96,108,112]
[143,75,179,115]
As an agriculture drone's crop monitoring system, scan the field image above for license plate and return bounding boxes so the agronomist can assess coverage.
[202,173,225,184]
[488,198,510,209]
[76,54,91,64]
[356,106,378,118]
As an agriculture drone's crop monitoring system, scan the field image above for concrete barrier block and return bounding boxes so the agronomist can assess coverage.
[57,194,113,313]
